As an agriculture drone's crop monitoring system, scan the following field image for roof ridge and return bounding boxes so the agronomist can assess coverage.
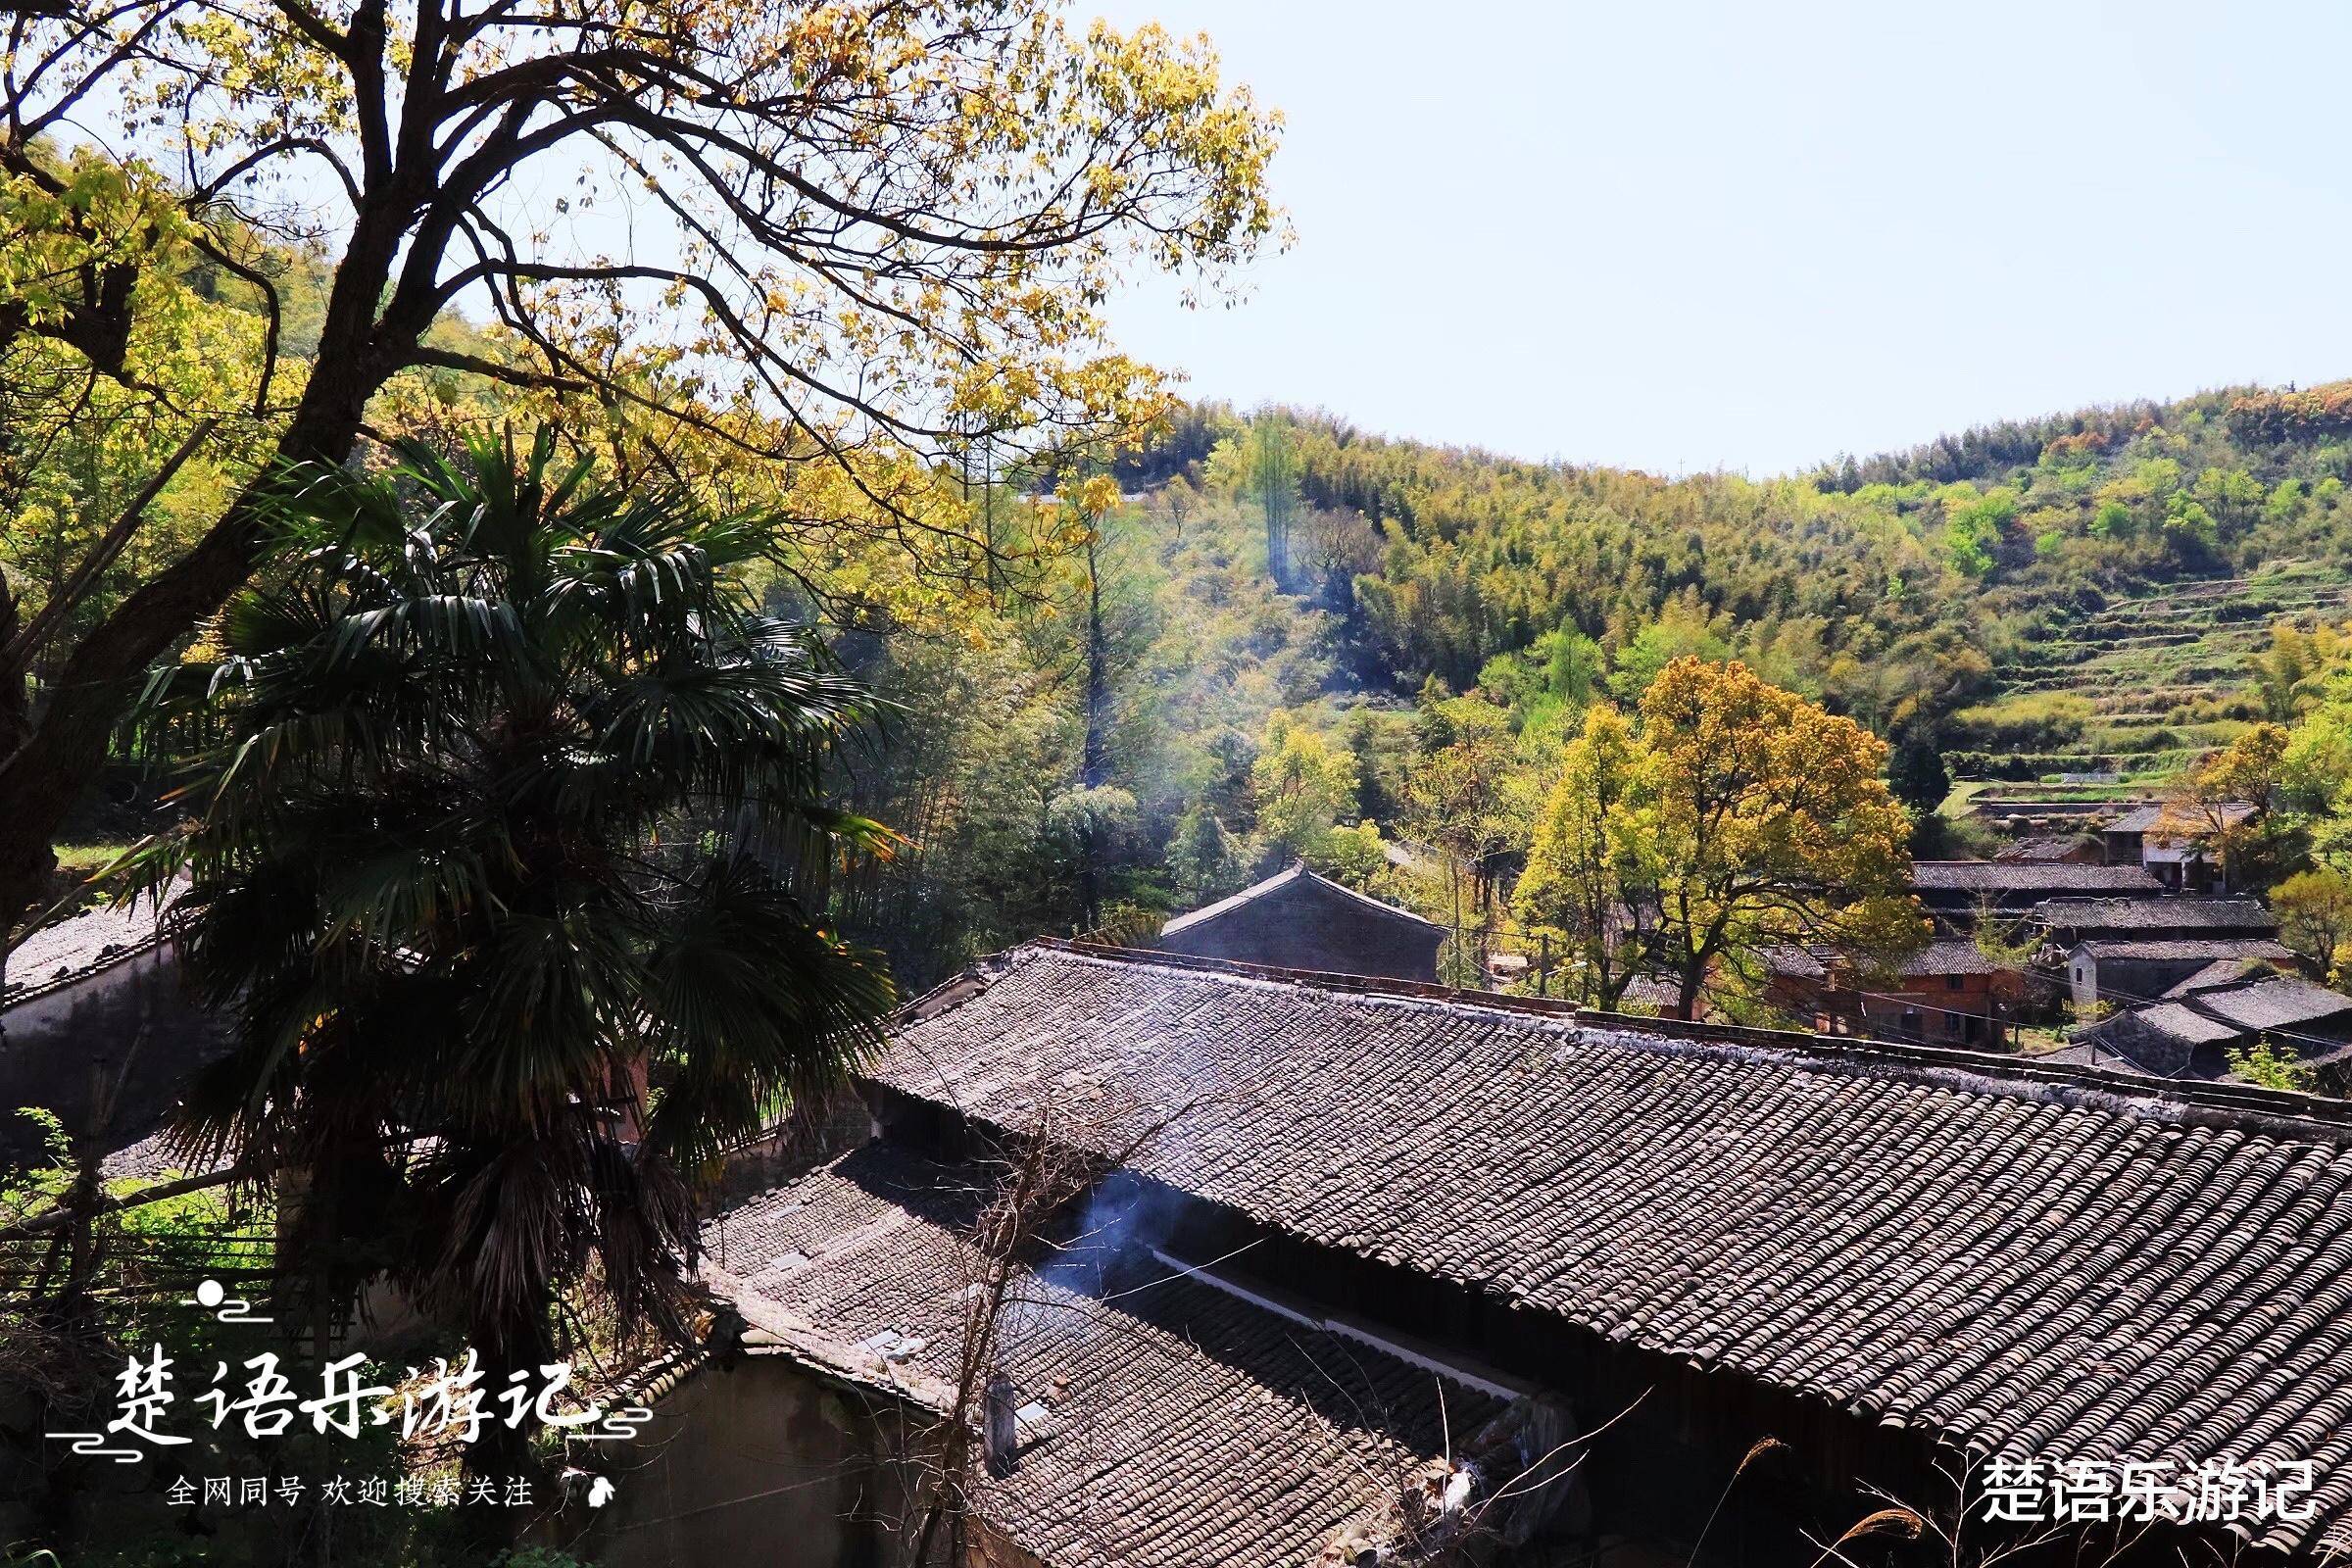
[1024,936,1583,1021]
[1156,860,1442,937]
[951,939,2352,1145]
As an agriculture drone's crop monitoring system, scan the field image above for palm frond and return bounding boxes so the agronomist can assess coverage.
[147,424,896,1362]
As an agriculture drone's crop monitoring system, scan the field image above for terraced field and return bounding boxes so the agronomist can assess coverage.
[1950,561,2352,785]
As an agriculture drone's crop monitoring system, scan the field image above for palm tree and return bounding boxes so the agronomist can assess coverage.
[123,428,897,1482]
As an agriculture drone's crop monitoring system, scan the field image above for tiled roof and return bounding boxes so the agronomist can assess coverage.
[1908,861,2161,895]
[1765,939,2011,981]
[879,944,2352,1556]
[2107,802,2255,836]
[1992,834,2097,863]
[97,1129,220,1182]
[2059,976,2352,1087]
[1896,938,2007,977]
[1759,946,1829,980]
[2195,978,2352,1033]
[2035,897,2278,934]
[2052,1015,2352,1086]
[2081,938,2296,965]
[1157,861,1442,938]
[1615,974,1685,1012]
[2034,1027,2213,1079]
[2098,1002,2242,1049]
[3,894,171,1007]
[2164,957,2279,998]
[703,1143,1528,1568]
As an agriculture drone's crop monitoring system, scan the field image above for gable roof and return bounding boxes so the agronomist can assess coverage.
[2053,983,2352,1087]
[880,942,2352,1556]
[2103,803,2173,834]
[2096,1001,2244,1048]
[1895,937,2008,977]
[2035,896,2278,934]
[1908,860,2161,896]
[703,1143,1523,1568]
[2034,1020,2220,1079]
[1156,861,1443,940]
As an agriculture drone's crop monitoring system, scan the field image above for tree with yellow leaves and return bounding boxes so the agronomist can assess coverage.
[2172,720,2297,889]
[0,0,1283,985]
[1250,711,1357,864]
[1514,659,1925,1018]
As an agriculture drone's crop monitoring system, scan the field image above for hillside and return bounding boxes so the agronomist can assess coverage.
[1113,380,2352,798]
[20,211,2352,987]
[1953,562,2352,783]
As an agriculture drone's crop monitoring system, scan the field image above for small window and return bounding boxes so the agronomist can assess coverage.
[1945,974,1965,991]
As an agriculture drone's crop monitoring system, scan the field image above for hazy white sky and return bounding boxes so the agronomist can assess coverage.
[1090,0,2352,476]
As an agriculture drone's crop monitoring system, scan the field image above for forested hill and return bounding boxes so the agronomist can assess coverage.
[18,197,2351,984]
[1109,383,2352,776]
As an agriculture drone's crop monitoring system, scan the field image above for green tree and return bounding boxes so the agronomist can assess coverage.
[1888,732,1951,814]
[1941,492,2015,578]
[1207,414,1300,588]
[1403,697,1516,960]
[1479,626,1603,730]
[1514,705,1649,1007]
[1606,594,1731,703]
[2252,621,2352,723]
[1167,800,1246,901]
[1311,820,1391,887]
[122,431,896,1493]
[2227,1039,2317,1094]
[2273,868,2352,980]
[2182,721,2296,888]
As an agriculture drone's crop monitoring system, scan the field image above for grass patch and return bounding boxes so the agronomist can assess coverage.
[54,841,137,875]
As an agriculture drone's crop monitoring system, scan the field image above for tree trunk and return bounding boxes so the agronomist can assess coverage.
[464,1341,546,1552]
[0,242,407,1000]
[1081,535,1109,791]
[0,576,28,1015]
[1077,531,1110,930]
[1673,961,1704,1022]
[0,577,25,763]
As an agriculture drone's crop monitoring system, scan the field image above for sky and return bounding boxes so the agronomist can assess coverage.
[1088,0,2352,476]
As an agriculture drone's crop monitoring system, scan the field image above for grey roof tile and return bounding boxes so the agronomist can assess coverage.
[2082,938,2295,964]
[3,894,170,1007]
[704,1144,1517,1568]
[2197,978,2352,1033]
[876,944,2352,1556]
[2037,897,2278,934]
[1911,861,2161,895]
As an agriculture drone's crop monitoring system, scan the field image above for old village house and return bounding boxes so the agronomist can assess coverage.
[590,942,2352,1567]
